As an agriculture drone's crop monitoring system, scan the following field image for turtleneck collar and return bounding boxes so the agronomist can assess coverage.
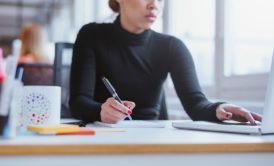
[113,16,151,45]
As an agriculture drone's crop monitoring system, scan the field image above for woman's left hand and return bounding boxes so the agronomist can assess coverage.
[216,103,262,125]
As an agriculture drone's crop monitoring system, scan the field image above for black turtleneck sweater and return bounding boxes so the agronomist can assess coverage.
[70,18,222,122]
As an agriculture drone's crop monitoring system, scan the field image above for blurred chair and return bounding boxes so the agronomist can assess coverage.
[53,42,73,118]
[16,63,53,85]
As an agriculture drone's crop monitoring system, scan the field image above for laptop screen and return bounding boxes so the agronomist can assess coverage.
[261,49,274,133]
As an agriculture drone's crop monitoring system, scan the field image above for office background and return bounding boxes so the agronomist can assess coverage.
[0,0,274,119]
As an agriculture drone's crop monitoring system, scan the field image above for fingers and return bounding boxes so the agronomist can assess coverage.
[236,111,257,125]
[107,98,132,114]
[217,104,261,125]
[229,107,258,125]
[102,107,127,123]
[230,114,247,122]
[100,98,134,124]
[123,101,136,113]
[251,112,262,122]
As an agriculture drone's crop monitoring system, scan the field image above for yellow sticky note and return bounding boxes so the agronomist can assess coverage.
[27,124,80,134]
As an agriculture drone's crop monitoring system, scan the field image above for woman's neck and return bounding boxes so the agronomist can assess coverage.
[120,15,145,34]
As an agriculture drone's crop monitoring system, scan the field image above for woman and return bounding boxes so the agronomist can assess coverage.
[18,23,53,85]
[70,0,261,124]
[19,23,50,64]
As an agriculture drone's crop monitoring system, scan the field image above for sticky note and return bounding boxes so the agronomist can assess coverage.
[27,124,79,134]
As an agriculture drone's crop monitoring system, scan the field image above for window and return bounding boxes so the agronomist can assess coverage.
[166,0,274,103]
[95,0,114,22]
[224,0,274,76]
[168,0,215,87]
[220,0,274,101]
[165,0,215,118]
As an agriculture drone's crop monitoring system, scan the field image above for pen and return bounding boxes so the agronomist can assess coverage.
[101,77,133,120]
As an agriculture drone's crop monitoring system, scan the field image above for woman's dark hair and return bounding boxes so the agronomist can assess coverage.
[109,0,120,13]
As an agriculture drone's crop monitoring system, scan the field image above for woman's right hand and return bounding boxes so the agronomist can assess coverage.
[100,97,135,124]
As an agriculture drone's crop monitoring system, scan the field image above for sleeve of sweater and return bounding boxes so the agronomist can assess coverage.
[168,37,223,122]
[69,23,102,122]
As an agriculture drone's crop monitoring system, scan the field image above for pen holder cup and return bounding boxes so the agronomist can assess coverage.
[18,86,61,129]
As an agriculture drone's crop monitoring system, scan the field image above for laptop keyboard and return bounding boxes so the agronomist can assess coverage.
[217,120,262,126]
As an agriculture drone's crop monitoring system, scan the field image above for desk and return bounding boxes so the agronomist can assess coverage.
[1,121,274,166]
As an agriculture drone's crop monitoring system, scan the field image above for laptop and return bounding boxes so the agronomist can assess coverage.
[173,50,274,135]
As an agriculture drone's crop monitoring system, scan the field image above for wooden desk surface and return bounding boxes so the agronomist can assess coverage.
[1,121,274,155]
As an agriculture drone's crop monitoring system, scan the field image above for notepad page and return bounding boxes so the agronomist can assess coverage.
[94,120,166,128]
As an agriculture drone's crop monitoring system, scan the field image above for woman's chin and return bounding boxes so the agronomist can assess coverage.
[140,23,153,30]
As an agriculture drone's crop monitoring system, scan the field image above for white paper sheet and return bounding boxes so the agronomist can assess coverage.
[94,120,166,128]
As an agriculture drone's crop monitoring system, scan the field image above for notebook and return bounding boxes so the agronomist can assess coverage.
[94,120,166,128]
[173,49,274,135]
